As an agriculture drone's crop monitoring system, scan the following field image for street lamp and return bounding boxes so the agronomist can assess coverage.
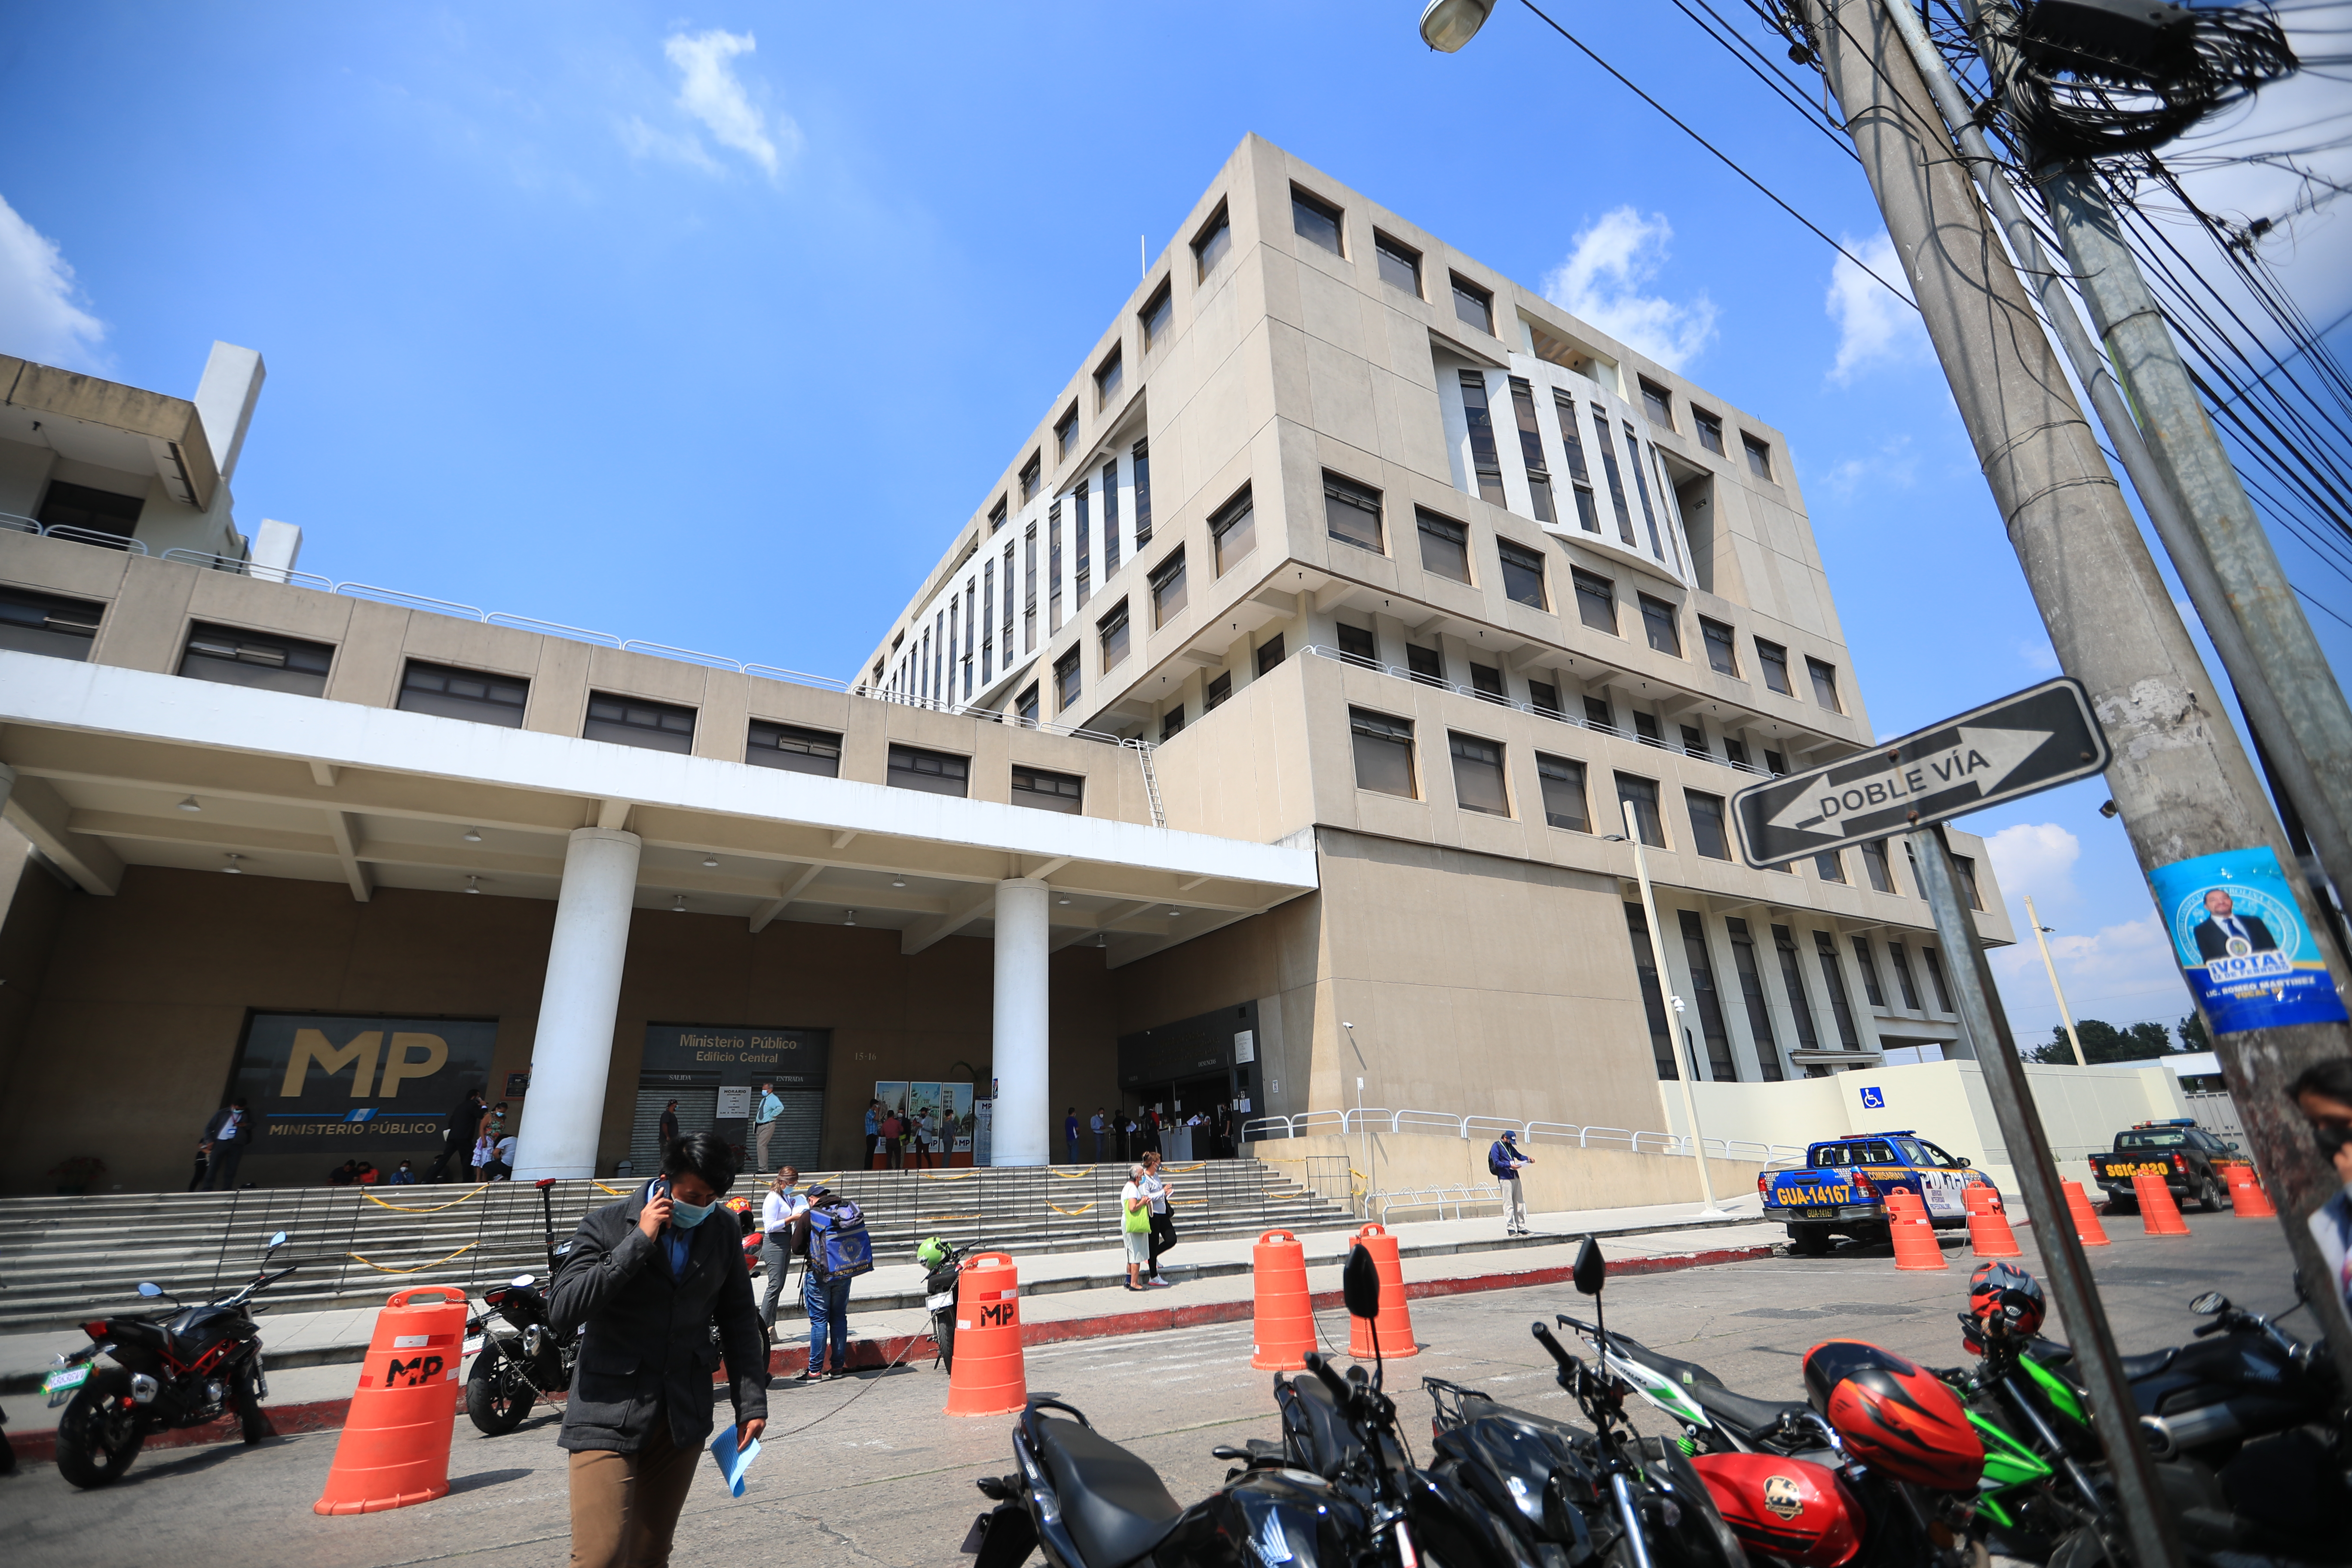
[1610,809,1733,1218]
[2024,893,2086,1066]
[1418,0,1496,52]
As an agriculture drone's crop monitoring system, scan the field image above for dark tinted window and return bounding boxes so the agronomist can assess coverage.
[1192,202,1231,280]
[1291,187,1343,255]
[585,692,695,753]
[1757,639,1793,695]
[1337,623,1377,664]
[1406,644,1443,686]
[1351,708,1416,797]
[1205,671,1231,710]
[1498,539,1547,609]
[1450,273,1493,335]
[1149,548,1187,627]
[1693,408,1724,456]
[1469,662,1504,699]
[37,480,144,544]
[1686,791,1731,860]
[180,622,334,697]
[1450,733,1508,815]
[1537,753,1587,831]
[1324,472,1384,553]
[1701,617,1738,675]
[399,661,527,729]
[0,585,103,661]
[1011,764,1084,814]
[1528,679,1562,716]
[1054,648,1081,712]
[888,745,969,796]
[1640,595,1681,656]
[1807,656,1843,713]
[1418,509,1470,583]
[1639,380,1673,429]
[1573,569,1616,634]
[746,720,841,777]
[1055,406,1079,461]
[1375,231,1421,295]
[1459,371,1505,506]
[1095,345,1123,408]
[1256,634,1285,676]
[1210,484,1255,575]
[1743,433,1774,478]
[1140,280,1173,348]
[1616,773,1663,847]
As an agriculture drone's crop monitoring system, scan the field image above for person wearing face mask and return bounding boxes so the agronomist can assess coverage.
[2291,1059,2352,1322]
[548,1131,767,1568]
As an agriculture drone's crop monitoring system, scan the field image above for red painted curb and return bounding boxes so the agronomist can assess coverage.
[6,1243,1766,1465]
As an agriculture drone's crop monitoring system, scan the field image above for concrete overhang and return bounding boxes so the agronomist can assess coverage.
[1,357,219,512]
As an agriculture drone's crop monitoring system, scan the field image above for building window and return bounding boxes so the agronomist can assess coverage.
[1509,377,1555,523]
[1638,595,1681,656]
[399,661,527,729]
[1725,918,1783,1081]
[1623,422,1665,557]
[1813,930,1863,1048]
[1012,764,1084,815]
[1756,638,1793,695]
[1095,344,1123,409]
[1450,273,1494,335]
[1639,379,1674,429]
[1615,773,1664,847]
[1497,538,1548,609]
[988,498,1008,534]
[1205,670,1232,710]
[1633,710,1662,745]
[1148,548,1187,628]
[1023,523,1038,651]
[1528,679,1562,716]
[1553,393,1600,533]
[1375,230,1421,295]
[1887,941,1924,1010]
[1693,407,1724,456]
[1210,484,1255,576]
[1449,733,1508,815]
[1537,753,1588,830]
[1583,695,1615,733]
[1406,644,1444,686]
[1323,471,1385,553]
[1680,724,1709,758]
[1861,838,1896,894]
[1458,371,1506,506]
[1953,853,1986,911]
[1725,737,1750,768]
[1098,600,1130,671]
[1626,904,1679,1081]
[1020,453,1042,503]
[1337,622,1377,665]
[179,623,333,697]
[1700,618,1738,676]
[981,558,995,684]
[1743,433,1774,479]
[1047,502,1064,632]
[1291,185,1343,254]
[1469,662,1504,701]
[1350,707,1416,798]
[1054,647,1081,712]
[1416,508,1470,583]
[1074,482,1092,606]
[0,585,103,661]
[1101,460,1121,579]
[1816,851,1846,884]
[747,720,842,777]
[1766,749,1786,775]
[1256,634,1285,676]
[1055,405,1080,462]
[1807,656,1843,713]
[1851,937,1887,1008]
[1592,405,1636,544]
[1017,683,1040,725]
[586,692,696,754]
[1160,706,1185,741]
[1772,925,1822,1052]
[1685,790,1731,860]
[37,479,145,544]
[1572,568,1617,635]
[1680,910,1738,1080]
[888,744,969,797]
[1193,201,1231,281]
[964,582,977,698]
[1139,279,1173,348]
[1131,439,1152,547]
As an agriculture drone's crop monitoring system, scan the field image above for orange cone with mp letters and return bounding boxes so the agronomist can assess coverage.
[2226,1166,2276,1219]
[1886,1190,1949,1270]
[1250,1230,1315,1371]
[944,1252,1028,1416]
[1966,1186,2021,1258]
[2063,1180,2112,1247]
[2132,1172,2191,1236]
[1346,1224,1419,1359]
[314,1286,467,1515]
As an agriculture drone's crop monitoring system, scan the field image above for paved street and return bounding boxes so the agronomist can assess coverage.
[0,1214,2300,1568]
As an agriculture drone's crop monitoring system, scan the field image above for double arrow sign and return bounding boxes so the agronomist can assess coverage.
[1731,677,2111,868]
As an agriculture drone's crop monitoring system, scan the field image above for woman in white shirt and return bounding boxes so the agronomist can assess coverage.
[470,1130,496,1180]
[759,1167,807,1327]
[1120,1165,1152,1291]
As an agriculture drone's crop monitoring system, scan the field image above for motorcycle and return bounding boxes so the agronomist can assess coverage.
[918,1237,977,1371]
[40,1229,297,1488]
[462,1178,581,1434]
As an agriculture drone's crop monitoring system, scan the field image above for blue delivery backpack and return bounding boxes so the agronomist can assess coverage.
[804,1194,874,1281]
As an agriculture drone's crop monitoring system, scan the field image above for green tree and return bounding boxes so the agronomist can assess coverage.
[2027,1018,2180,1065]
[2177,1013,2211,1054]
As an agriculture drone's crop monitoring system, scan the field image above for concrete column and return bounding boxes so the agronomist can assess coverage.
[991,878,1051,1167]
[514,827,641,1180]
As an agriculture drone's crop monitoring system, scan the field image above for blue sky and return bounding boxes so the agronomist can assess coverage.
[3,2,2346,1048]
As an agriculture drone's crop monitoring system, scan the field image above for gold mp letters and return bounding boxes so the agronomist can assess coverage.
[279,1029,449,1099]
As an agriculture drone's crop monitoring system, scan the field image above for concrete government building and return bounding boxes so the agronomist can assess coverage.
[0,135,2007,1195]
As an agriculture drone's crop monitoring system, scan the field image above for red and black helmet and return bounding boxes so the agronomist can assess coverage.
[1968,1261,2046,1341]
[1803,1340,1984,1492]
[1690,1452,1862,1568]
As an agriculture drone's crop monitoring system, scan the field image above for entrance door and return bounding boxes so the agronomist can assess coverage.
[631,1086,717,1174]
[765,1089,824,1171]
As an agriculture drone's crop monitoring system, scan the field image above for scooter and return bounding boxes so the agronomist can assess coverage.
[461,1178,582,1434]
[917,1237,977,1371]
[40,1229,297,1488]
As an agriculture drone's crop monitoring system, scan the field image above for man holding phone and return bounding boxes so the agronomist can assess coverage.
[550,1131,768,1568]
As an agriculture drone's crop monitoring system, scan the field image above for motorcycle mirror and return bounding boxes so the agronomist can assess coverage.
[267,1230,288,1249]
[2189,1291,2228,1316]
[1341,1243,1382,1322]
[511,1274,536,1288]
[1572,1235,1605,1297]
[137,1282,164,1298]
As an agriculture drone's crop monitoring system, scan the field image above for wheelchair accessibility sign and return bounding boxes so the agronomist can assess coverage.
[1859,1087,1886,1109]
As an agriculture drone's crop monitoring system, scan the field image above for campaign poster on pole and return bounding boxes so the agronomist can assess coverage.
[2147,846,2350,1035]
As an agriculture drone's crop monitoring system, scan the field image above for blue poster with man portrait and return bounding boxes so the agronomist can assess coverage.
[2148,846,2349,1035]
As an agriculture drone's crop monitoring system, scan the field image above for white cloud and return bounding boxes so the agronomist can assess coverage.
[0,193,105,371]
[2016,638,2061,675]
[1985,820,2081,905]
[617,114,721,175]
[1820,434,1917,499]
[1991,913,2190,1033]
[664,29,796,179]
[1825,231,1928,385]
[1543,208,1717,371]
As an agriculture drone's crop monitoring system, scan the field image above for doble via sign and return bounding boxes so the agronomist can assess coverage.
[1732,677,2110,868]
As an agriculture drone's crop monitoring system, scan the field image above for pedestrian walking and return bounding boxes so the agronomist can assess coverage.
[881,1110,904,1170]
[1140,1151,1176,1285]
[658,1098,681,1151]
[758,1167,808,1329]
[752,1081,782,1173]
[863,1099,882,1167]
[547,1132,766,1568]
[911,1110,934,1170]
[1064,1107,1080,1164]
[1120,1164,1153,1290]
[787,1187,860,1379]
[1090,1107,1107,1160]
[427,1086,485,1182]
[1488,1129,1533,1235]
[198,1097,261,1191]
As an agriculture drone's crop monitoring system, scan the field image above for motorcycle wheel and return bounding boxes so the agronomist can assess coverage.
[464,1354,533,1436]
[54,1384,144,1488]
[233,1365,270,1446]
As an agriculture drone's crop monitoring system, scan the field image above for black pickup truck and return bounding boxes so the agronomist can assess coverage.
[2087,1118,2251,1213]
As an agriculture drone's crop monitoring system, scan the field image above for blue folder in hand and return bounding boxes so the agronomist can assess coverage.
[708,1427,763,1498]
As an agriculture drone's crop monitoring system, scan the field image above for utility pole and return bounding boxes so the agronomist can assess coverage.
[2023,894,2086,1066]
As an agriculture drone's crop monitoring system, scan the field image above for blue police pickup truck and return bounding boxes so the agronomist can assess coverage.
[1759,1130,1995,1255]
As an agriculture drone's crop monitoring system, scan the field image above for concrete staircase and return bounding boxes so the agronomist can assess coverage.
[0,1160,1349,1334]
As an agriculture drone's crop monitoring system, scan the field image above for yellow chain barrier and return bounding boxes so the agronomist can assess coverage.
[1049,1166,1098,1179]
[1046,1202,1098,1216]
[346,1241,481,1274]
[361,1184,491,1214]
[1161,1162,1209,1173]
[918,1214,980,1223]
[917,1170,977,1181]
[593,1179,633,1197]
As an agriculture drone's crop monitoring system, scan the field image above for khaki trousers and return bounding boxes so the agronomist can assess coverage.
[754,1120,776,1171]
[568,1416,701,1568]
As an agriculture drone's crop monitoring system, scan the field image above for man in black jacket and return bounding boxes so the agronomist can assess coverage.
[550,1132,768,1568]
[426,1087,484,1183]
[198,1098,263,1191]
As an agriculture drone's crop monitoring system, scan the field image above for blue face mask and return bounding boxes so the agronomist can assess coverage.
[668,1196,716,1228]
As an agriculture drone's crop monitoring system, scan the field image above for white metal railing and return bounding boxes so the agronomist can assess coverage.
[1374,1183,1506,1223]
[4,513,149,555]
[1302,643,1779,777]
[160,547,334,590]
[1243,1105,1806,1166]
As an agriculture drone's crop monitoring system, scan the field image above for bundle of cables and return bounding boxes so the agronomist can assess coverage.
[1996,0,2296,157]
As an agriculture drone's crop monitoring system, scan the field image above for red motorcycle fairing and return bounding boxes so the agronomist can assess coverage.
[1690,1452,1862,1568]
[1802,1341,1983,1493]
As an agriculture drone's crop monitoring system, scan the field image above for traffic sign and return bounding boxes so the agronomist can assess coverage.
[1731,677,2110,867]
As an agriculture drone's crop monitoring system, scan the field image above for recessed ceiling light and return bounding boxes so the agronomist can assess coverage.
[891,877,906,888]
[1167,908,1182,916]
[671,894,686,913]
[1057,896,1072,906]
[178,797,202,813]
[843,909,857,926]
[703,854,719,868]
[463,827,483,843]
[465,876,482,894]
[222,853,243,874]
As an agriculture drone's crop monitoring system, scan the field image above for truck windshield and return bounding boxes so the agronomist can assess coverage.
[1893,1137,1931,1165]
[2117,1131,2189,1149]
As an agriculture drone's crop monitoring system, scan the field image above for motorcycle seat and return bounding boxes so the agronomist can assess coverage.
[2118,1348,2178,1381]
[1033,1416,1183,1568]
[1690,1381,1813,1440]
[1608,1331,1724,1390]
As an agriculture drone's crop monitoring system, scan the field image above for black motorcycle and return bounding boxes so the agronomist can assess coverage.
[463,1178,579,1434]
[41,1229,297,1488]
[921,1238,977,1372]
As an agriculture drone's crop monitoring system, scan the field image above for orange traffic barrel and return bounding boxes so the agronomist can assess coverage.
[944,1252,1027,1416]
[1884,1189,1928,1222]
[1250,1230,1314,1371]
[2132,1173,2190,1237]
[314,1286,467,1515]
[1345,1224,1419,1360]
[1965,1188,2021,1258]
[1890,1210,1948,1271]
[2226,1166,2275,1219]
[2062,1180,2111,1247]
